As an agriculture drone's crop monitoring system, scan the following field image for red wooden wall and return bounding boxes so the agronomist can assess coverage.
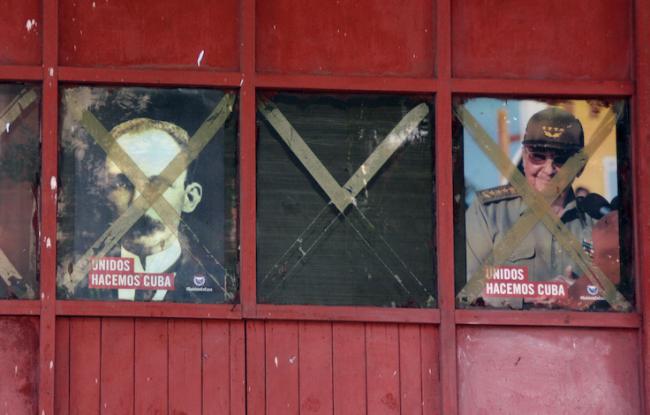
[0,0,649,414]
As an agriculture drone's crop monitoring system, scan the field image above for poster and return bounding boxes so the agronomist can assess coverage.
[57,87,238,303]
[454,98,634,311]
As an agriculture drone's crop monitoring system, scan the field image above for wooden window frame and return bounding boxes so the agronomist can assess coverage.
[0,1,647,414]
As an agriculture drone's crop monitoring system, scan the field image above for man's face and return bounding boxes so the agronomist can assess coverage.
[522,145,572,193]
[103,128,200,256]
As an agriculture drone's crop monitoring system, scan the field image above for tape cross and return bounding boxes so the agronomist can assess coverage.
[63,93,235,294]
[258,98,435,304]
[0,88,39,298]
[456,103,630,310]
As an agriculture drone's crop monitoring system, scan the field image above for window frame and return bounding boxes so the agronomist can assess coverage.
[0,1,646,414]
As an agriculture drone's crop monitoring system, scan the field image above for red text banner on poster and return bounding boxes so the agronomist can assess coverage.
[483,266,567,298]
[88,257,175,290]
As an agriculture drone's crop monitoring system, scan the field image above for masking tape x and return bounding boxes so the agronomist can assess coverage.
[64,93,235,292]
[0,88,39,298]
[258,99,434,303]
[456,103,630,310]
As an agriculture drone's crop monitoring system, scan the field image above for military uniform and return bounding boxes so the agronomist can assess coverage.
[465,184,596,308]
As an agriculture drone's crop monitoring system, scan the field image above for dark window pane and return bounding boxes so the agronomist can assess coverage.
[454,97,634,311]
[57,87,238,303]
[257,92,435,307]
[0,84,40,300]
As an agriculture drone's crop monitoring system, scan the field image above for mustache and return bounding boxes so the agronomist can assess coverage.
[123,214,167,240]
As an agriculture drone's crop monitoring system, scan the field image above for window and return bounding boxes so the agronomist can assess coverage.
[454,97,633,311]
[57,86,238,303]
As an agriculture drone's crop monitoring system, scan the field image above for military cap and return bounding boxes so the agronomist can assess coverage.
[523,107,584,151]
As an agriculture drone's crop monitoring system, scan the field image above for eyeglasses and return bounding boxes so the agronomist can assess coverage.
[524,148,572,168]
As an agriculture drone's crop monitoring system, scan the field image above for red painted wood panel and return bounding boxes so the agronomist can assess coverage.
[256,0,435,77]
[168,320,202,415]
[0,0,40,65]
[134,319,168,415]
[298,322,333,414]
[265,321,299,415]
[55,318,70,415]
[100,318,134,415]
[229,322,246,415]
[420,326,440,415]
[69,318,101,415]
[245,321,266,415]
[452,0,632,80]
[366,324,400,415]
[332,322,366,415]
[399,325,423,415]
[202,321,230,414]
[457,327,641,414]
[0,317,38,415]
[59,0,239,70]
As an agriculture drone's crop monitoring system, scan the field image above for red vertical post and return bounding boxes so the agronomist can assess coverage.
[634,1,650,413]
[435,0,457,414]
[240,0,257,317]
[39,0,58,414]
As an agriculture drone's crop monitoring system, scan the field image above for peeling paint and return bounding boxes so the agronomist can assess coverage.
[46,238,52,249]
[274,356,278,368]
[50,176,57,191]
[288,356,296,364]
[25,19,37,32]
[197,50,205,67]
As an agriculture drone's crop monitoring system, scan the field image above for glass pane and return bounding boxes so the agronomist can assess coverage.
[454,97,634,311]
[257,92,435,307]
[0,84,40,300]
[57,87,238,303]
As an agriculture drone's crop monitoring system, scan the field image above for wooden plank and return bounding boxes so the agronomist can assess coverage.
[265,321,299,415]
[202,320,230,415]
[421,326,441,415]
[366,323,400,415]
[55,318,70,415]
[230,322,246,415]
[134,319,168,415]
[246,320,266,415]
[298,322,333,414]
[69,318,101,415]
[332,322,366,415]
[100,318,134,415]
[634,1,650,413]
[168,319,202,415]
[399,324,423,415]
[255,305,439,324]
[239,0,257,319]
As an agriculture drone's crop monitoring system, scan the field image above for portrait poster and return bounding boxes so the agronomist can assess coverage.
[0,84,40,300]
[57,87,238,303]
[454,98,634,311]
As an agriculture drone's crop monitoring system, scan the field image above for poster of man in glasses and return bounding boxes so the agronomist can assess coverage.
[57,87,238,304]
[455,98,633,311]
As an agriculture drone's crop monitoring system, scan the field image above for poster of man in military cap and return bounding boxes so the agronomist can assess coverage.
[454,98,634,311]
[57,87,238,304]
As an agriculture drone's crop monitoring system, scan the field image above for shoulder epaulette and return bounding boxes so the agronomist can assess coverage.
[476,184,519,204]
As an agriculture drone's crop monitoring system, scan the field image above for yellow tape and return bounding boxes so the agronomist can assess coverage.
[63,93,235,292]
[456,103,630,310]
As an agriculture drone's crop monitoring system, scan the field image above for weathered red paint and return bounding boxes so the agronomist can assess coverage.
[0,1,647,414]
[59,0,239,70]
[256,0,435,77]
[100,318,135,414]
[133,318,168,415]
[0,317,38,415]
[0,0,40,65]
[457,327,641,414]
[452,0,632,80]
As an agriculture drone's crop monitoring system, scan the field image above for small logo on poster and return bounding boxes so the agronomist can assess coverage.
[193,275,206,287]
[587,285,599,296]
